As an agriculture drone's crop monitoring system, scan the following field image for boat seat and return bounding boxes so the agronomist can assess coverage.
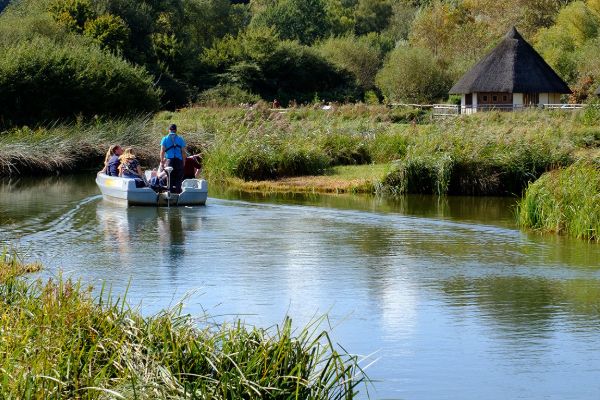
[182,179,200,189]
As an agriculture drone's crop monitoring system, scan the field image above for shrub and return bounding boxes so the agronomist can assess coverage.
[0,37,161,126]
[48,0,95,33]
[389,107,429,123]
[317,34,384,91]
[197,84,261,106]
[376,45,451,104]
[231,144,329,181]
[519,161,600,241]
[319,133,371,165]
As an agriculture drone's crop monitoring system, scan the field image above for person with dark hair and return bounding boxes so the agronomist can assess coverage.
[183,154,202,179]
[159,124,187,193]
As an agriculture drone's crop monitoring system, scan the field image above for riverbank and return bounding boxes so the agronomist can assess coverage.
[519,161,600,242]
[1,105,599,196]
[0,251,366,399]
[226,164,391,194]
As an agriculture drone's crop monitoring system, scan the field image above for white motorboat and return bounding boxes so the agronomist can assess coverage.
[96,173,208,206]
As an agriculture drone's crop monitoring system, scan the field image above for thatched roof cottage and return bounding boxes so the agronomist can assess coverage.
[449,27,571,113]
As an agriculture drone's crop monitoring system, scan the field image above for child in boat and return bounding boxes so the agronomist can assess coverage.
[100,145,122,176]
[149,164,168,191]
[118,148,144,178]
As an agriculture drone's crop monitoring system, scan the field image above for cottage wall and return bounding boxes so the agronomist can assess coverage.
[549,93,562,103]
[513,93,523,107]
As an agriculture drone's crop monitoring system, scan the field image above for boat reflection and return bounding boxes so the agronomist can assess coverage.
[95,201,207,270]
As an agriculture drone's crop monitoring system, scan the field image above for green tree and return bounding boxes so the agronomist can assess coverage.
[183,0,249,50]
[317,33,386,91]
[385,1,418,41]
[376,45,451,103]
[0,37,160,124]
[326,0,357,35]
[250,0,331,44]
[48,0,95,33]
[201,27,358,103]
[535,1,600,82]
[84,13,129,53]
[354,0,393,35]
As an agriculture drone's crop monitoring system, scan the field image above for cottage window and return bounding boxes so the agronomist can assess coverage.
[503,95,508,102]
[483,95,488,101]
[492,95,498,102]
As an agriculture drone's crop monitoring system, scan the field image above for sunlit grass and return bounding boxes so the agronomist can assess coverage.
[518,161,600,241]
[2,106,600,197]
[224,164,391,194]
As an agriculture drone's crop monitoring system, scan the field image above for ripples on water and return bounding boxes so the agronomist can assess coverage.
[1,176,600,399]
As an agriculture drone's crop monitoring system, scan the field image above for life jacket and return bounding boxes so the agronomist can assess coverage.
[164,134,183,160]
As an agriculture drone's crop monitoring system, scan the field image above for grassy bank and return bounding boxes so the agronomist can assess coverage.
[2,105,600,195]
[519,162,600,242]
[227,164,391,194]
[0,252,367,399]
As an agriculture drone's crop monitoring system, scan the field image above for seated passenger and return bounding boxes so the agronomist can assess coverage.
[183,154,202,180]
[149,165,168,191]
[118,148,146,187]
[100,145,122,176]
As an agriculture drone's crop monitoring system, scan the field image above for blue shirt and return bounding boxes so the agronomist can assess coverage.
[121,159,140,178]
[107,155,120,176]
[161,133,186,160]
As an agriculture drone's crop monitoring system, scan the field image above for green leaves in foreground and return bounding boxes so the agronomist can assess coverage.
[0,265,367,399]
[519,161,600,241]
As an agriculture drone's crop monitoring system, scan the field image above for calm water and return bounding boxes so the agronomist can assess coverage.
[1,175,600,399]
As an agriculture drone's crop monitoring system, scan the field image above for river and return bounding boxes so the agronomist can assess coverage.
[1,175,599,399]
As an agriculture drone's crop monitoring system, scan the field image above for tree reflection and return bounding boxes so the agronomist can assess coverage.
[441,276,600,334]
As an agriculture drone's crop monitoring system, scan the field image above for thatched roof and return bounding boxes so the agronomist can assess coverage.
[450,27,571,95]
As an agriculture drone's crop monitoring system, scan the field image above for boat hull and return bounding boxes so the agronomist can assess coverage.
[96,173,208,206]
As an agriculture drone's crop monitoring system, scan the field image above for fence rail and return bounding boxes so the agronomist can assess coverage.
[429,103,588,117]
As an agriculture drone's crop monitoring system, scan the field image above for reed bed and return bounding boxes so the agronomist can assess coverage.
[518,161,600,241]
[0,117,159,175]
[0,253,367,399]
[2,105,599,196]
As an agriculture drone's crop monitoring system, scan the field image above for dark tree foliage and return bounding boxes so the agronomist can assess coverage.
[251,0,331,45]
[201,28,359,104]
[0,38,161,126]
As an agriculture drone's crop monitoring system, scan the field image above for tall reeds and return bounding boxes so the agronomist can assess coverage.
[0,116,157,175]
[2,106,599,197]
[0,254,368,399]
[518,161,600,241]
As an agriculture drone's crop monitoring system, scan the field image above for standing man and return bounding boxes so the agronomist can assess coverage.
[160,124,186,193]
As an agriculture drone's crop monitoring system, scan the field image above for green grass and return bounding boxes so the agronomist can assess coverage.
[518,161,600,241]
[226,163,392,194]
[327,164,391,180]
[0,246,42,282]
[2,105,600,197]
[0,253,368,399]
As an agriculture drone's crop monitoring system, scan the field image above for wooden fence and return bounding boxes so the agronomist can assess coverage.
[428,103,587,118]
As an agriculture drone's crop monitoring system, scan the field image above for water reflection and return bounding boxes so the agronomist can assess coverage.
[441,276,600,330]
